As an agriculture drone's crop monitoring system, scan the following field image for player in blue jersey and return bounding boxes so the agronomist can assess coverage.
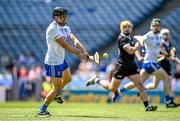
[37,7,89,116]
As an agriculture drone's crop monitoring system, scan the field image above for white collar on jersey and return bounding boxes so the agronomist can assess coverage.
[120,32,131,39]
[54,21,63,30]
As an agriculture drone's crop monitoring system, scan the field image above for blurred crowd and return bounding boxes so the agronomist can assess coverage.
[0,52,45,101]
[0,52,180,102]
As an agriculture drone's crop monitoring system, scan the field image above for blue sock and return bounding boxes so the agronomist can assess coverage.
[120,87,126,93]
[165,95,171,103]
[40,104,47,111]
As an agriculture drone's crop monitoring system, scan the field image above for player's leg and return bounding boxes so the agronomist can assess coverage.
[44,77,63,106]
[153,68,171,95]
[38,63,65,116]
[86,76,121,92]
[38,77,63,116]
[160,61,176,106]
[62,68,72,87]
[54,61,71,104]
[145,76,161,89]
[140,69,150,82]
[120,81,135,92]
[153,68,179,107]
[128,74,157,111]
[111,90,119,103]
[145,60,171,90]
[106,69,119,102]
[54,68,71,103]
[86,66,123,92]
[120,69,149,93]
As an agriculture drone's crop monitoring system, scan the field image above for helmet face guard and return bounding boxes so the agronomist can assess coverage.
[57,14,69,26]
[53,7,69,26]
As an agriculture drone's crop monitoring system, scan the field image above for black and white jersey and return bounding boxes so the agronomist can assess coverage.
[117,34,137,66]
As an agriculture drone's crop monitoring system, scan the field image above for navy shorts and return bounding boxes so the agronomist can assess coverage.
[137,61,143,70]
[45,60,69,78]
[141,62,161,74]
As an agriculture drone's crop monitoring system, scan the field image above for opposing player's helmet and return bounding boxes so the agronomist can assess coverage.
[161,28,170,41]
[53,7,69,26]
[161,28,170,34]
[120,20,133,30]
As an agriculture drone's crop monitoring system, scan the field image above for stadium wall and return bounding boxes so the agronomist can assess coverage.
[61,90,180,104]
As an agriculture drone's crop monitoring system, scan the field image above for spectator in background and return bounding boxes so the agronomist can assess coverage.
[77,61,97,75]
[0,52,14,72]
[18,64,31,100]
[28,64,44,101]
[18,64,29,80]
[26,52,37,69]
[0,71,13,100]
[19,64,44,100]
[18,52,37,69]
[18,52,27,65]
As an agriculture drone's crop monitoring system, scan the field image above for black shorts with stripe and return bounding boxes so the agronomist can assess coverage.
[113,62,139,80]
[159,59,171,75]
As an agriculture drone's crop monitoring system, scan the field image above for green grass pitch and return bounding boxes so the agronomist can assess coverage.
[0,101,179,121]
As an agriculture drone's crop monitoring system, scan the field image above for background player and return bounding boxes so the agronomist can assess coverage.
[120,19,179,108]
[38,7,89,116]
[145,28,177,90]
[86,20,157,111]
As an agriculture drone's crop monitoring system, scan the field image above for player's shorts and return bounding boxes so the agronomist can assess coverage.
[137,60,143,70]
[45,60,69,78]
[159,59,171,75]
[141,62,161,74]
[113,63,139,80]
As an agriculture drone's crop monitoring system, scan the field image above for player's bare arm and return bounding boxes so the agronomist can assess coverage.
[134,35,144,46]
[69,33,89,60]
[69,34,86,52]
[123,42,141,55]
[55,37,83,59]
[135,49,144,61]
[169,47,180,64]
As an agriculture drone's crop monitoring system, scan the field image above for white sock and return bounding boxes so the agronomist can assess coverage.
[95,78,100,83]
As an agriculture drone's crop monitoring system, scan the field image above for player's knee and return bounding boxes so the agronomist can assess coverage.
[109,86,117,92]
[51,87,58,94]
[54,84,61,92]
[153,83,158,88]
[67,76,72,83]
[137,83,145,91]
[64,76,72,84]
